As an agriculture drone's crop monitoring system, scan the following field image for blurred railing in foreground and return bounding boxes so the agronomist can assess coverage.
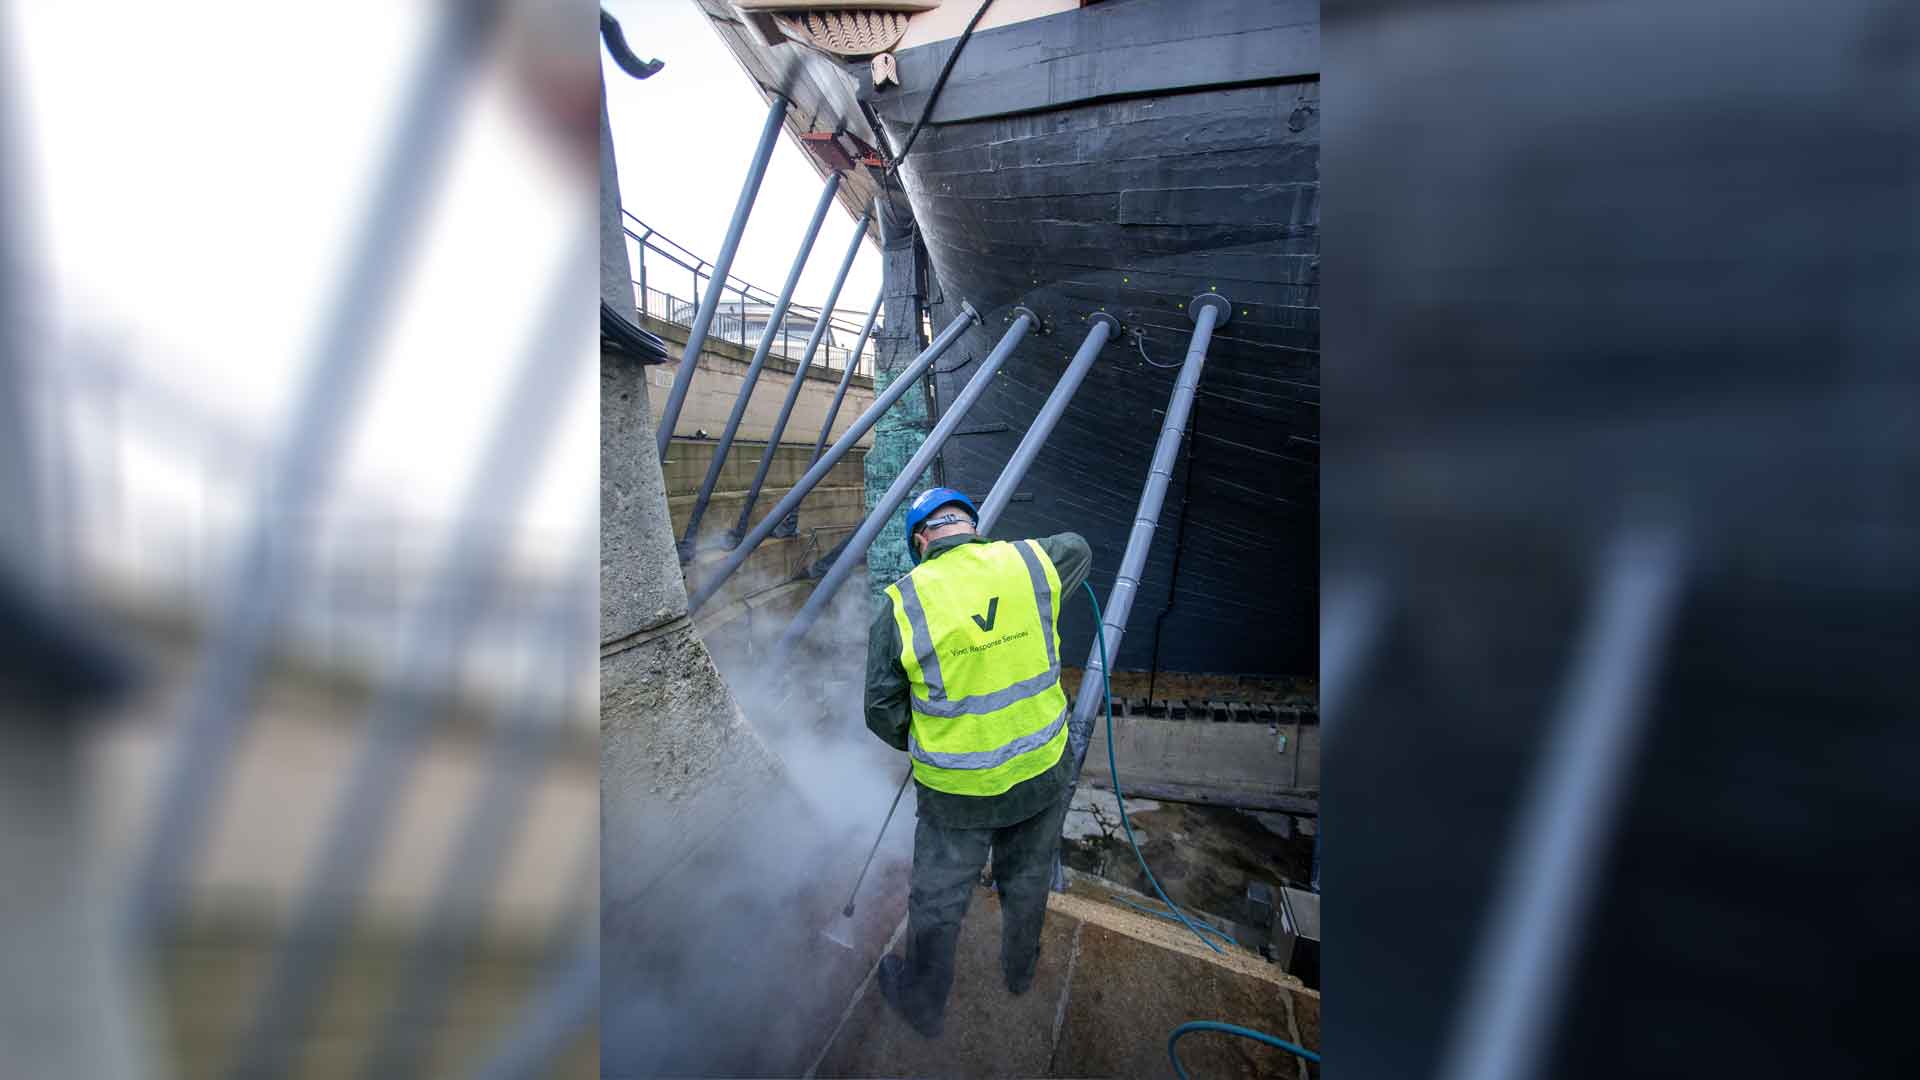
[18,318,599,1080]
[3,4,598,1076]
[28,341,594,721]
[623,209,878,371]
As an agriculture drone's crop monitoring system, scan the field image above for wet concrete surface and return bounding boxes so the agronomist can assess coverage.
[1053,922,1307,1080]
[814,877,1320,1079]
[815,885,1077,1079]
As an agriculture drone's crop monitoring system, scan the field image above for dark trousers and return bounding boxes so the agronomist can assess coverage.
[898,795,1071,1023]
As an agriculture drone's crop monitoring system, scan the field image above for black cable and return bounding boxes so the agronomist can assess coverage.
[1132,328,1185,370]
[932,349,976,375]
[600,300,669,363]
[599,9,663,80]
[859,98,898,162]
[886,0,994,170]
[1146,401,1199,705]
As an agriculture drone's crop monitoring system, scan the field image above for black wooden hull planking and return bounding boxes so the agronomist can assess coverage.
[863,0,1320,679]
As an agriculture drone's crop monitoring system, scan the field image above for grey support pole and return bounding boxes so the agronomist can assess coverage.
[685,303,979,615]
[220,233,597,1080]
[977,312,1117,533]
[731,207,873,544]
[358,541,594,1080]
[677,171,842,560]
[123,0,499,941]
[774,308,1040,660]
[1065,294,1229,786]
[654,93,787,458]
[1049,295,1227,894]
[1437,528,1683,1080]
[807,291,884,467]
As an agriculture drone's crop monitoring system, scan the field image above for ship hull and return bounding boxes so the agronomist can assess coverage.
[865,0,1320,679]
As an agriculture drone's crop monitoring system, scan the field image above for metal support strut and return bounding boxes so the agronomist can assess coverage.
[685,304,979,614]
[221,230,597,1080]
[732,206,873,544]
[655,92,787,459]
[976,312,1117,533]
[806,290,883,467]
[122,0,501,943]
[1053,293,1230,889]
[774,307,1039,661]
[677,170,842,560]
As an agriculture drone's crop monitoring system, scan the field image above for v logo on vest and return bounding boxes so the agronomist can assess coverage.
[971,596,1000,632]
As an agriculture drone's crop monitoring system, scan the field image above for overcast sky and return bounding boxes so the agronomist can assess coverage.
[601,0,883,319]
[14,2,594,566]
[9,1,871,582]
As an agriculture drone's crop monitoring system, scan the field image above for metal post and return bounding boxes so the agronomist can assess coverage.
[1437,527,1683,1080]
[654,93,787,457]
[676,171,842,560]
[686,304,979,614]
[219,230,595,1080]
[122,0,499,942]
[358,541,593,1080]
[1046,296,1225,896]
[805,291,883,468]
[977,312,1116,533]
[636,235,647,316]
[733,208,872,544]
[1064,294,1229,788]
[774,308,1039,660]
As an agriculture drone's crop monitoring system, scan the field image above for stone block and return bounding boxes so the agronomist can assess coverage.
[602,354,689,642]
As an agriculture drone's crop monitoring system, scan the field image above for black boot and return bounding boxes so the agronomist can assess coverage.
[877,955,945,1038]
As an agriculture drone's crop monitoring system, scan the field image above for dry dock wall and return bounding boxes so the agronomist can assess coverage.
[598,92,787,907]
[601,88,906,1079]
[1080,714,1321,813]
[637,313,876,449]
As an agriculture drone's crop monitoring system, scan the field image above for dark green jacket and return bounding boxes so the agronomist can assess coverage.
[865,531,1092,829]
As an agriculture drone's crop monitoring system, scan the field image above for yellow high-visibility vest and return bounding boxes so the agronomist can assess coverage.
[885,539,1068,796]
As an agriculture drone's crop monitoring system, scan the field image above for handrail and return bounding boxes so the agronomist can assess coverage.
[621,211,878,371]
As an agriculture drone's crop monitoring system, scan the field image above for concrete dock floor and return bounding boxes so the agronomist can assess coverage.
[812,877,1319,1079]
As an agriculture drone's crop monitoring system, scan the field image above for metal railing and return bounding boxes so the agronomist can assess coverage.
[31,340,593,721]
[622,209,879,375]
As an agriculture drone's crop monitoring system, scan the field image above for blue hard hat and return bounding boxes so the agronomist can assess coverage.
[904,486,979,563]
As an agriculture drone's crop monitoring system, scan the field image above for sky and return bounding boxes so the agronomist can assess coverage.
[12,2,597,569]
[601,0,883,321]
[8,0,874,591]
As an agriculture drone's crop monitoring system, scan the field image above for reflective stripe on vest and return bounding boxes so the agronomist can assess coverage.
[885,539,1069,797]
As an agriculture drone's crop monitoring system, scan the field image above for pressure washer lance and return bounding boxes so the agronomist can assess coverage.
[823,766,914,950]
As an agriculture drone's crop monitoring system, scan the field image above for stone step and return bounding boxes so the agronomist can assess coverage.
[658,439,865,499]
[639,313,878,454]
[667,482,865,555]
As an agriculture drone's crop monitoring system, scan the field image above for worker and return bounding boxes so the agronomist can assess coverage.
[864,485,1091,1037]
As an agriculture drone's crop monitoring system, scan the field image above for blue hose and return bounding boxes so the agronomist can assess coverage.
[1082,581,1221,955]
[1106,895,1238,947]
[1168,1021,1321,1076]
[1083,582,1321,1070]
